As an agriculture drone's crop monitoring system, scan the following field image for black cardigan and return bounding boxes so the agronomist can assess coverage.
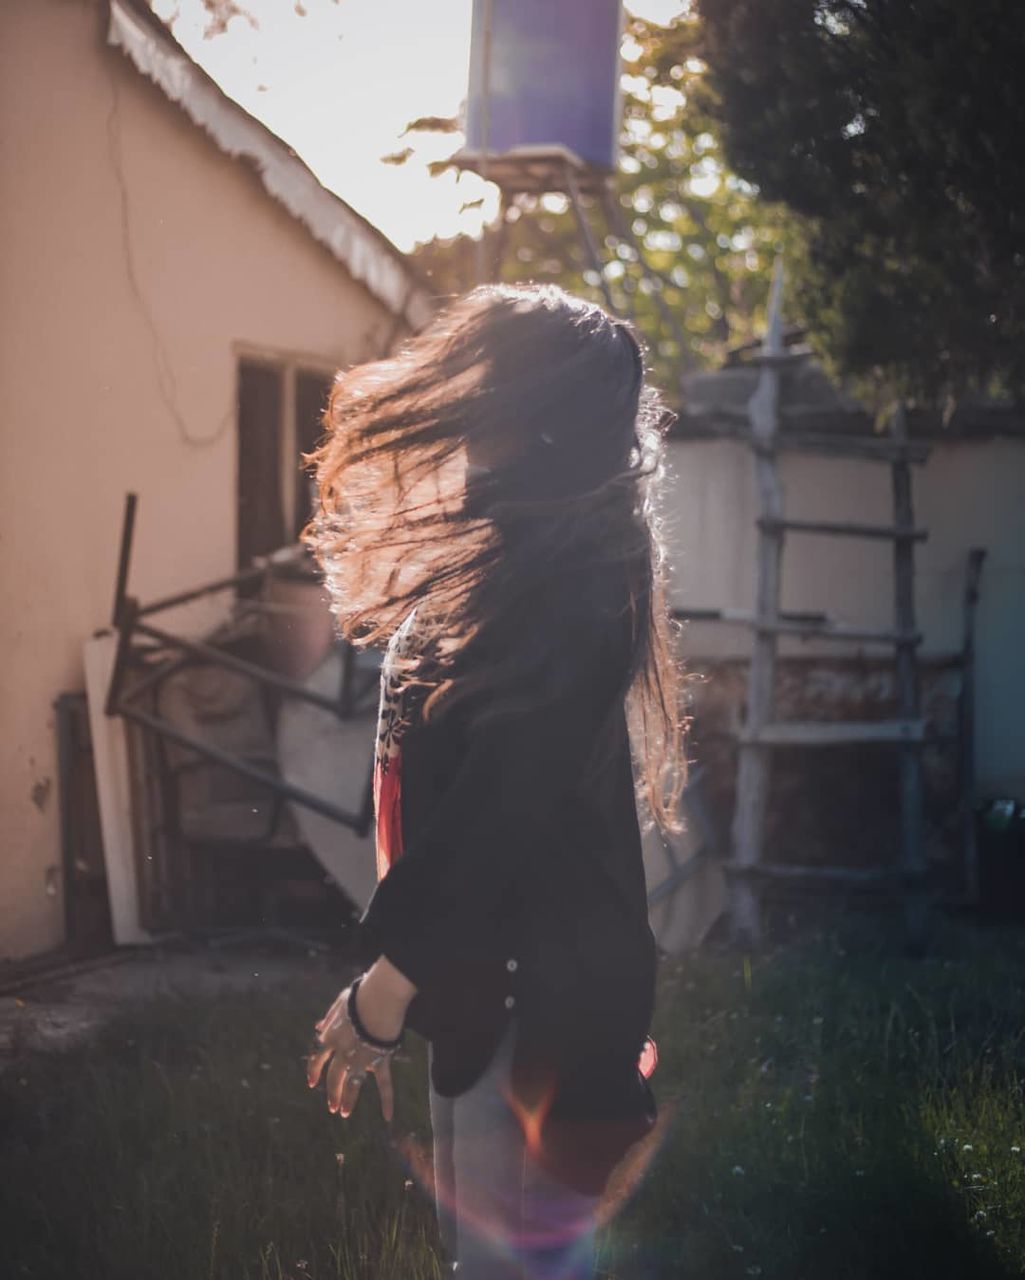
[356,566,658,1195]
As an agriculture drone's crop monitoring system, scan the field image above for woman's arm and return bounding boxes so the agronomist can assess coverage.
[309,594,631,1122]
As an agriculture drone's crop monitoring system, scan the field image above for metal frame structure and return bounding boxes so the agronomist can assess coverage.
[106,494,378,842]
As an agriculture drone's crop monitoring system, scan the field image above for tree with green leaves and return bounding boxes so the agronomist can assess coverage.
[695,0,1025,402]
[397,14,787,391]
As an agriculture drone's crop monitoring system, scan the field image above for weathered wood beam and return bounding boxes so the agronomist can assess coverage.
[774,431,931,464]
[752,619,922,646]
[890,403,929,951]
[737,719,926,747]
[959,548,987,906]
[758,517,928,542]
[729,256,787,945]
[723,861,896,886]
[677,413,932,462]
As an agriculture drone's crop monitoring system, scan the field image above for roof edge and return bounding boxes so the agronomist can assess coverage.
[107,0,433,331]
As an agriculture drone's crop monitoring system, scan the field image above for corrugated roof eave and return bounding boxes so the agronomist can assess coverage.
[107,0,433,331]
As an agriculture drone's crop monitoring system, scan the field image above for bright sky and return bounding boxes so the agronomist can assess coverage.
[151,0,687,251]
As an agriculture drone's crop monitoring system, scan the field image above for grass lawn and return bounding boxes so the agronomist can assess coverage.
[4,916,1025,1279]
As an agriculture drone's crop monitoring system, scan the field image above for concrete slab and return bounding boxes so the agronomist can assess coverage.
[0,939,345,1059]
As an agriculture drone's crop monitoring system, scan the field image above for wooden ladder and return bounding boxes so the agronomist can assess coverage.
[726,261,930,948]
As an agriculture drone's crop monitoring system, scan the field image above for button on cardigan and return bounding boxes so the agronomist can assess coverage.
[355,567,659,1195]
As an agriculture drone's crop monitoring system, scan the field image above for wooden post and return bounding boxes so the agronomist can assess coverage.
[729,257,786,944]
[890,403,928,951]
[960,548,987,905]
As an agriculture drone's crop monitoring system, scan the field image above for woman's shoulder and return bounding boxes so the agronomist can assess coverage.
[488,564,632,708]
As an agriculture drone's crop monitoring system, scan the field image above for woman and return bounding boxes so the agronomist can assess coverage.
[304,284,686,1279]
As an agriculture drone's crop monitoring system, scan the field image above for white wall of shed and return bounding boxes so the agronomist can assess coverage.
[663,436,1025,798]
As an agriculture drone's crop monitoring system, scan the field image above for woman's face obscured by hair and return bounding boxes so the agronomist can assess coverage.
[305,282,685,837]
[453,285,645,516]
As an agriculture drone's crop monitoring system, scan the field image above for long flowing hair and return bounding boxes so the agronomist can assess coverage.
[304,284,687,835]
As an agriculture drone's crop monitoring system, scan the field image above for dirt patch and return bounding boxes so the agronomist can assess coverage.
[0,936,347,1059]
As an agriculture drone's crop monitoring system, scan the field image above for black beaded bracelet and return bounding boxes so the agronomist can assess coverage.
[346,975,403,1053]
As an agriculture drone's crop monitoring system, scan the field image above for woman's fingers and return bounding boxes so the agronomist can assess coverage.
[306,1043,332,1089]
[307,985,397,1123]
[307,1019,349,1089]
[374,1057,395,1124]
[338,1066,365,1119]
[308,1010,358,1092]
[326,1054,364,1119]
[326,1052,347,1114]
[311,1046,393,1121]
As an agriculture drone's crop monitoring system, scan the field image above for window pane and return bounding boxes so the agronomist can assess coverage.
[294,369,333,539]
[237,360,284,569]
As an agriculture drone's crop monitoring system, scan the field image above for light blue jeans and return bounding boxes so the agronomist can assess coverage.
[428,1020,601,1279]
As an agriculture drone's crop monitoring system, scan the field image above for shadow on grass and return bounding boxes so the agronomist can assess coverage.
[3,918,1025,1280]
[0,966,444,1280]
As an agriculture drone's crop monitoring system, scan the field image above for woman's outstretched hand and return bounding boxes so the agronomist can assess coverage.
[306,958,416,1123]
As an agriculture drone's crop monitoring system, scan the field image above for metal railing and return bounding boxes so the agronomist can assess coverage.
[105,493,377,836]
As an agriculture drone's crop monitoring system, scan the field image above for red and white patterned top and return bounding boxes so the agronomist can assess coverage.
[372,608,420,882]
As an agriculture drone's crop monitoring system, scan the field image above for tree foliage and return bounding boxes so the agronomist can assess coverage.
[695,0,1025,401]
[402,15,787,392]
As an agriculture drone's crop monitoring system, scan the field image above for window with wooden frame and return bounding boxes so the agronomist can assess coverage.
[236,353,335,571]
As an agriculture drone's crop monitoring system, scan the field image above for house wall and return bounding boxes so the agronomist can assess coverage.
[663,436,1025,798]
[0,0,398,959]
